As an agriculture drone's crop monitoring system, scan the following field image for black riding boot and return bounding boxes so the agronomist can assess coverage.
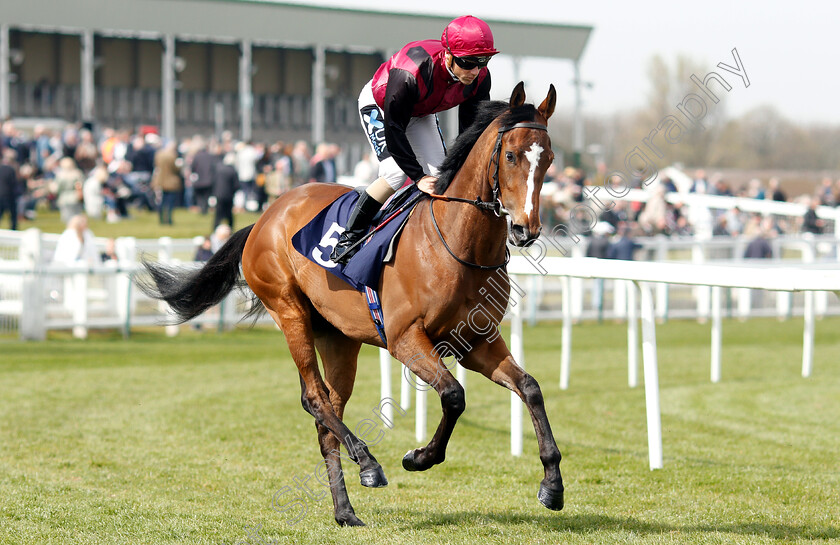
[330,191,383,264]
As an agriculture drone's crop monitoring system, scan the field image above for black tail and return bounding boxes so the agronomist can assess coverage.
[137,224,257,324]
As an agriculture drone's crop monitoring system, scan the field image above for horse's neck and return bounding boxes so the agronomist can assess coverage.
[444,131,496,204]
[437,132,507,260]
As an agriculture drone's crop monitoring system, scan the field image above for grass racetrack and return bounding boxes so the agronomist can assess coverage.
[1,318,839,544]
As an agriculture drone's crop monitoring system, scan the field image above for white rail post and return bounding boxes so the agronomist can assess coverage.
[456,362,467,390]
[72,270,88,339]
[736,287,751,320]
[415,374,426,442]
[655,238,669,322]
[711,285,722,383]
[613,279,627,319]
[510,274,525,455]
[802,290,815,378]
[115,237,136,324]
[627,279,639,388]
[527,275,538,326]
[400,365,411,411]
[638,281,663,470]
[559,275,572,390]
[776,291,792,321]
[693,243,710,322]
[20,228,46,340]
[158,237,179,337]
[378,348,393,424]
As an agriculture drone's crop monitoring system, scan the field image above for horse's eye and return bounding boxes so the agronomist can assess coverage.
[505,151,515,163]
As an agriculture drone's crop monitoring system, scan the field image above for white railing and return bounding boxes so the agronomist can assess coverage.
[0,228,269,339]
[379,256,840,470]
[508,257,840,469]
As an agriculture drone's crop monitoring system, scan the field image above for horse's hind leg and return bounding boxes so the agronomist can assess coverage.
[460,335,564,511]
[310,333,366,526]
[265,304,387,489]
[389,324,465,472]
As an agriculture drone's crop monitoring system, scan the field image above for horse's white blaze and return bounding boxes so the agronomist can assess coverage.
[523,142,544,216]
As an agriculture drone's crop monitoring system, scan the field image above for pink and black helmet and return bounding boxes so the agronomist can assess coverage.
[441,15,500,58]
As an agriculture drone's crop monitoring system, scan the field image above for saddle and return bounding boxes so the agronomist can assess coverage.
[291,184,425,291]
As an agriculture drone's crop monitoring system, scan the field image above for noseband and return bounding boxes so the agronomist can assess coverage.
[428,120,548,269]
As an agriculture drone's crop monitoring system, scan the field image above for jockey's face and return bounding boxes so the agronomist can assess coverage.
[445,52,481,86]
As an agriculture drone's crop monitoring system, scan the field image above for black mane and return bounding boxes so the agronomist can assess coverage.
[434,100,538,194]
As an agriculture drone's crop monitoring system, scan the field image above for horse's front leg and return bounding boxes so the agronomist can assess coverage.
[460,335,564,511]
[390,323,465,472]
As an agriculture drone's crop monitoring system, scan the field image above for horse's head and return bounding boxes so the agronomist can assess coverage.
[495,82,556,247]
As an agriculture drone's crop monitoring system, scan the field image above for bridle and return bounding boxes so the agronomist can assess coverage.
[428,120,548,269]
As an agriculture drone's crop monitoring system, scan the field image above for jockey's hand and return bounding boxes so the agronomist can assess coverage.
[417,175,438,195]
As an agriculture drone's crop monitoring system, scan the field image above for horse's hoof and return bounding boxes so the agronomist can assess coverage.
[537,482,565,511]
[359,466,388,488]
[336,513,365,527]
[402,450,420,472]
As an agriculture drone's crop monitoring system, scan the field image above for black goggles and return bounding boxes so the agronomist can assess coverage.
[452,55,491,70]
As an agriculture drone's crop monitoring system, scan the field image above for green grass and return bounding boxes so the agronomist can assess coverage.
[1,318,839,544]
[21,206,264,238]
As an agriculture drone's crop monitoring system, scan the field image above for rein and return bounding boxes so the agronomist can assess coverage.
[427,120,547,269]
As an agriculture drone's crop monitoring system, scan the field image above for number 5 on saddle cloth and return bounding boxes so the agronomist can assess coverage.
[292,185,425,344]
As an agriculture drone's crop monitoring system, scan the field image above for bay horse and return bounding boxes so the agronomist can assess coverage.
[140,82,564,526]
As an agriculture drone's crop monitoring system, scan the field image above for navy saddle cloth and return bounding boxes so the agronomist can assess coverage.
[291,185,425,290]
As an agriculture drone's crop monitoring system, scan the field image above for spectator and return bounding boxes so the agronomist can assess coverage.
[252,142,271,210]
[83,165,108,219]
[661,176,677,193]
[309,143,338,183]
[746,178,765,200]
[767,177,787,202]
[103,160,133,221]
[53,156,85,222]
[689,169,709,194]
[74,129,98,173]
[2,121,27,165]
[712,176,733,197]
[290,140,311,187]
[212,153,239,230]
[638,185,667,234]
[0,149,21,230]
[744,227,773,259]
[52,214,100,266]
[265,157,292,205]
[235,140,260,209]
[190,139,218,214]
[100,237,119,263]
[61,128,79,162]
[802,197,824,234]
[151,141,183,225]
[30,124,53,174]
[712,215,731,237]
[586,222,613,258]
[194,236,214,262]
[665,201,692,236]
[210,223,232,253]
[817,177,835,207]
[722,206,744,236]
[607,224,642,261]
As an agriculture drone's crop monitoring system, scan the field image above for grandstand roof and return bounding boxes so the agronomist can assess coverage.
[4,0,591,60]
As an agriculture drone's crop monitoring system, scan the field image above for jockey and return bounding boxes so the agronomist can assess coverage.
[330,15,499,264]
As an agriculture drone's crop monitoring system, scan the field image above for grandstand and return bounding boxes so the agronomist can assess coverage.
[1,0,591,165]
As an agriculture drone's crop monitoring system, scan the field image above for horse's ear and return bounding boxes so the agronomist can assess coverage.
[510,82,526,108]
[538,84,557,121]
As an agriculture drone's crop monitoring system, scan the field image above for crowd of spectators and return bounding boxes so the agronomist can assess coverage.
[0,119,343,236]
[539,165,840,260]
